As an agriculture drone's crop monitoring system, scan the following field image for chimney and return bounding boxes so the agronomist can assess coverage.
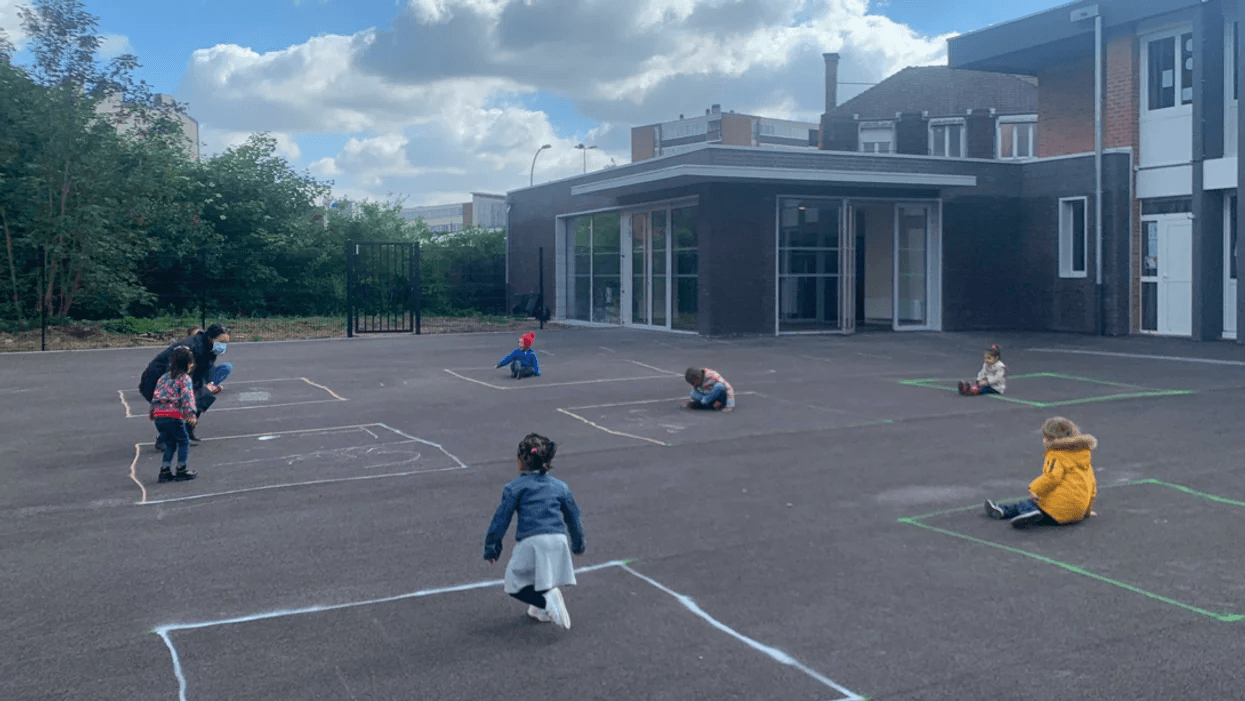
[823,53,840,112]
[711,104,721,115]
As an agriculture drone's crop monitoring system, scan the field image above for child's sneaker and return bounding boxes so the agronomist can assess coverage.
[1011,510,1045,529]
[984,500,1004,520]
[968,385,981,396]
[543,587,571,630]
[174,466,197,481]
[957,381,967,395]
[158,466,174,483]
[526,605,551,623]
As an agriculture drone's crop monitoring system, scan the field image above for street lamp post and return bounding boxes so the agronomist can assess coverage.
[530,144,552,186]
[574,143,597,173]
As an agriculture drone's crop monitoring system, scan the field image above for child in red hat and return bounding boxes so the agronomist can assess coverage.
[497,332,542,379]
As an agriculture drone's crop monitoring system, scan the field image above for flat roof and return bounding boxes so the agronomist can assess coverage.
[949,0,1202,74]
[570,163,976,198]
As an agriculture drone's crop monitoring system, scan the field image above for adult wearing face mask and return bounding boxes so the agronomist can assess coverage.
[139,324,232,446]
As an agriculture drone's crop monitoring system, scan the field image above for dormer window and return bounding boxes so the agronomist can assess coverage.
[997,115,1037,159]
[859,122,894,153]
[929,119,965,158]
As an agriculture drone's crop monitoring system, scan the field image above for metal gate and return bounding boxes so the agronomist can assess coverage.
[347,241,420,336]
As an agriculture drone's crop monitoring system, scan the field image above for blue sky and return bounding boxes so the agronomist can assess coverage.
[1,0,1071,204]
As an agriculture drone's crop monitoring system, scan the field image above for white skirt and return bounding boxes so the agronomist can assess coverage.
[503,533,577,594]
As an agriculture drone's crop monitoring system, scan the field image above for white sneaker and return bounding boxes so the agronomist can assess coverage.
[526,605,551,622]
[543,587,571,630]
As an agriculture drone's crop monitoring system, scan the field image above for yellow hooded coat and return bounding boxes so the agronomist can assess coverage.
[1029,433,1098,524]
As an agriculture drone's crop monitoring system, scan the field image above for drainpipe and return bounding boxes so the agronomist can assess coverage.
[1074,5,1106,334]
[1094,12,1104,335]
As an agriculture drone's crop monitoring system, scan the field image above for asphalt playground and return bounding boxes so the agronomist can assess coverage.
[2,326,1244,700]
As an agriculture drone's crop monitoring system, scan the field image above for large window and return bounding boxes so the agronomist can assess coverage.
[564,212,621,323]
[671,207,699,331]
[778,199,840,330]
[1059,197,1088,279]
[998,116,1036,159]
[859,123,893,153]
[929,120,964,158]
[1147,31,1194,111]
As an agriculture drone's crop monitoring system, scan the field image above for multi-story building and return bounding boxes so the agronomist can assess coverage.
[96,93,200,161]
[949,0,1243,341]
[503,1,1242,344]
[401,193,506,233]
[631,104,819,162]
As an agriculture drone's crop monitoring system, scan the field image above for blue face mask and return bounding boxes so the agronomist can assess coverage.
[212,341,227,355]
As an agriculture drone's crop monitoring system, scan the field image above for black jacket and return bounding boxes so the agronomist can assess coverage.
[138,332,218,402]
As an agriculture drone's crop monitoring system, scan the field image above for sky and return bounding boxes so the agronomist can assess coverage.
[0,0,1071,207]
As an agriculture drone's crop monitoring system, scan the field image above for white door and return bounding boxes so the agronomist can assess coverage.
[1141,216,1193,336]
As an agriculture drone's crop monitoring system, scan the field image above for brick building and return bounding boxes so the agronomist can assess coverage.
[951,0,1244,341]
[503,0,1237,341]
[631,104,819,162]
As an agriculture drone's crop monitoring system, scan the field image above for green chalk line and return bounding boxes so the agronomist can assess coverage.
[896,374,1194,407]
[898,479,1245,623]
[897,517,1244,622]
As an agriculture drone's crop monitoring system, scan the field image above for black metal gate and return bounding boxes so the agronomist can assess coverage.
[347,241,420,336]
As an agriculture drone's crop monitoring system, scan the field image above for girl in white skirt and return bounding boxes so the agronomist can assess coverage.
[484,433,586,630]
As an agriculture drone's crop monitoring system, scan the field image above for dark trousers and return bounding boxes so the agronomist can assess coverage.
[510,361,536,379]
[509,585,547,608]
[978,385,999,395]
[155,418,190,467]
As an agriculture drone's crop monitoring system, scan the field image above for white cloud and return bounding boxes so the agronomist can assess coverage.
[177,0,951,205]
[0,0,28,48]
[97,33,131,59]
[199,127,303,160]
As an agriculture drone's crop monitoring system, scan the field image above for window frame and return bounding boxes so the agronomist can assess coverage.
[1059,196,1090,279]
[928,118,966,158]
[1141,26,1195,116]
[858,121,894,154]
[996,115,1037,160]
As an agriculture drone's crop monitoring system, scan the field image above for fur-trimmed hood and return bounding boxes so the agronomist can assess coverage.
[1043,434,1098,452]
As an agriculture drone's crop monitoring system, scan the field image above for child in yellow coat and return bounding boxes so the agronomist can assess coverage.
[985,417,1098,529]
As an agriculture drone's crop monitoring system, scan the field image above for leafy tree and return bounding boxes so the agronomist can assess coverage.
[0,0,193,320]
[193,133,331,316]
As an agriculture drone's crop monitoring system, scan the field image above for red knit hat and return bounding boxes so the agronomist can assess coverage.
[520,332,535,349]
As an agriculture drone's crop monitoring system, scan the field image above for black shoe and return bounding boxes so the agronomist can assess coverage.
[174,466,197,481]
[186,426,201,446]
[158,467,174,483]
[1011,510,1045,529]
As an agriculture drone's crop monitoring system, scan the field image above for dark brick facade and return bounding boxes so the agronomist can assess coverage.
[507,146,1114,337]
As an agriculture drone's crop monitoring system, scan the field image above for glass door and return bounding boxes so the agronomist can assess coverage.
[839,202,857,334]
[894,205,929,329]
[625,209,673,328]
[631,212,649,325]
[778,198,841,332]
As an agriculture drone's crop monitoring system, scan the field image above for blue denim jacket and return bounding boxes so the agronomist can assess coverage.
[483,472,585,561]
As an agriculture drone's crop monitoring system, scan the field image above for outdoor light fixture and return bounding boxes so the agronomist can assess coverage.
[530,144,552,186]
[574,143,598,173]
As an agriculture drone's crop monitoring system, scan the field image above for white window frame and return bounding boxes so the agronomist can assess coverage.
[858,121,894,154]
[1141,26,1195,117]
[1059,197,1089,279]
[996,115,1037,160]
[928,118,965,158]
